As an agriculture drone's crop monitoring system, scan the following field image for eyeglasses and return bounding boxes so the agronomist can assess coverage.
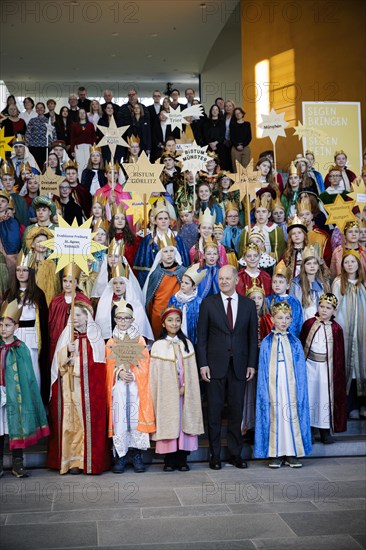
[115,316,132,321]
[329,174,342,178]
[227,215,239,219]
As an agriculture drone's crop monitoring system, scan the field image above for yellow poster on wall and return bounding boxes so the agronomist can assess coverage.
[302,102,362,177]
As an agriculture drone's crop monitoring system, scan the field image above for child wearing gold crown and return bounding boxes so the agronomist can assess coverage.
[296,192,332,267]
[144,241,187,340]
[0,300,50,478]
[189,206,228,266]
[290,245,330,321]
[177,201,199,253]
[94,162,128,217]
[194,180,224,224]
[330,220,366,277]
[196,237,221,300]
[221,200,243,257]
[108,204,141,270]
[331,251,366,419]
[237,243,272,297]
[106,301,155,473]
[254,301,312,468]
[168,263,206,345]
[150,306,204,471]
[81,144,106,194]
[0,162,30,228]
[134,201,190,287]
[300,293,347,444]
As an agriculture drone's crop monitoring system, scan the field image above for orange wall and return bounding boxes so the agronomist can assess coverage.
[241,0,365,172]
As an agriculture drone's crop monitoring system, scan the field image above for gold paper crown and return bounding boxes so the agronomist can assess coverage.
[246,278,265,296]
[183,263,207,286]
[178,200,193,214]
[254,195,272,211]
[296,194,312,214]
[156,233,176,249]
[111,262,126,278]
[274,260,288,278]
[305,150,314,157]
[25,226,53,253]
[244,242,260,254]
[334,150,346,158]
[271,301,292,315]
[342,249,361,261]
[213,223,224,231]
[92,194,107,207]
[1,162,15,176]
[272,197,285,211]
[287,215,307,232]
[64,159,78,170]
[225,200,239,213]
[114,299,134,317]
[89,143,102,154]
[328,164,342,174]
[127,134,140,146]
[111,203,127,217]
[302,244,320,262]
[63,263,82,279]
[19,162,32,173]
[105,161,119,172]
[288,161,298,177]
[0,189,10,202]
[344,220,360,232]
[108,238,123,256]
[203,235,218,249]
[93,218,109,232]
[13,134,26,145]
[207,151,219,162]
[199,207,216,225]
[151,200,169,218]
[294,154,308,165]
[319,293,338,309]
[16,251,33,268]
[249,227,265,243]
[0,299,22,323]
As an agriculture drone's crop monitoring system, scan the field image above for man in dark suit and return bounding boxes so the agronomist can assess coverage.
[147,90,162,127]
[197,264,258,470]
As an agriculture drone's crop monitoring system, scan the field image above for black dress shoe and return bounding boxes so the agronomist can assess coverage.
[228,457,248,469]
[163,465,175,472]
[209,459,222,470]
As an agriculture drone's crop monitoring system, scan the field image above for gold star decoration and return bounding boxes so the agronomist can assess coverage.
[0,127,14,160]
[97,117,130,159]
[179,140,211,178]
[37,166,65,195]
[323,194,358,232]
[258,109,289,144]
[347,176,366,212]
[166,104,204,132]
[107,335,146,368]
[42,216,107,273]
[123,193,145,225]
[123,151,165,199]
[229,159,261,200]
[293,121,328,144]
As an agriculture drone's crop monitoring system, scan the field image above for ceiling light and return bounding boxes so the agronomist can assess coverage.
[151,33,158,38]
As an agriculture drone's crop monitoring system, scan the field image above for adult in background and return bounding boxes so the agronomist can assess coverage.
[197,264,258,470]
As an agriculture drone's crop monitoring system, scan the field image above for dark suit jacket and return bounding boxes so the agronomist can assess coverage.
[147,104,161,126]
[196,293,258,380]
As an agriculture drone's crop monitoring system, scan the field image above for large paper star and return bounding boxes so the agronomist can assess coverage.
[37,167,65,195]
[0,127,14,159]
[97,117,130,159]
[324,194,358,232]
[42,216,106,273]
[347,177,366,212]
[179,140,211,178]
[106,334,146,368]
[123,193,145,225]
[293,121,328,144]
[166,104,204,132]
[123,151,165,198]
[229,160,261,200]
[258,109,289,144]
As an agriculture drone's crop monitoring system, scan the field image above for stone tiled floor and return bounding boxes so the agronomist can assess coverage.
[0,457,365,549]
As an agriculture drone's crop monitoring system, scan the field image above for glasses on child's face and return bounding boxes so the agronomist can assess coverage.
[116,316,132,322]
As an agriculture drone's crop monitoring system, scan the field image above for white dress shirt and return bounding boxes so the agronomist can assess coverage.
[220,291,239,326]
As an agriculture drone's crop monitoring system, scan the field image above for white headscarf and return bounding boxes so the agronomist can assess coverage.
[95,276,154,342]
[91,254,142,301]
[142,246,182,304]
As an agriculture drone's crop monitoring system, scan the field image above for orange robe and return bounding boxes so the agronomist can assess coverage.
[105,336,156,438]
[148,273,182,339]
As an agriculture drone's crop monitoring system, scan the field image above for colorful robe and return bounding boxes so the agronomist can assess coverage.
[266,294,303,337]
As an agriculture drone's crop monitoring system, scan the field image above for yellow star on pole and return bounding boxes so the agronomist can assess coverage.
[97,117,130,159]
[258,109,289,144]
[293,121,328,144]
[229,160,261,200]
[123,193,145,225]
[0,127,14,159]
[323,194,358,232]
[37,166,65,195]
[347,176,366,211]
[42,216,107,274]
[123,151,165,198]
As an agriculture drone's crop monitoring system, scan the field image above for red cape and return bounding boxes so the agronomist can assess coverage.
[236,268,272,297]
[300,316,347,432]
